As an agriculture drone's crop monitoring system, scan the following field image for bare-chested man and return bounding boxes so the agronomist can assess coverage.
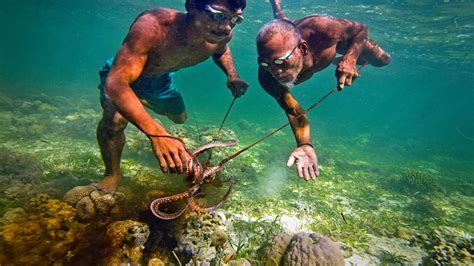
[257,0,391,180]
[96,0,248,192]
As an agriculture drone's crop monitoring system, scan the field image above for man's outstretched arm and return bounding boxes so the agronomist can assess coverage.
[212,45,249,97]
[258,68,319,180]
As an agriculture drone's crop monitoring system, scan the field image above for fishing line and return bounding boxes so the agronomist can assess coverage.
[216,63,369,166]
[216,96,237,137]
[205,96,237,166]
[148,64,367,172]
[456,125,474,141]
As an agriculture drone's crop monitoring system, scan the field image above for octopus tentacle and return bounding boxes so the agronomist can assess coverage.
[191,140,237,157]
[188,181,235,213]
[150,191,191,220]
[150,140,238,220]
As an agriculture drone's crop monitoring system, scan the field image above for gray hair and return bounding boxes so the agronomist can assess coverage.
[256,19,301,46]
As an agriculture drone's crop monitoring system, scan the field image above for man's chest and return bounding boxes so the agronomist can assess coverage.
[144,43,220,73]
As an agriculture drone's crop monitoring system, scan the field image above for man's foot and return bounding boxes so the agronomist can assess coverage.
[95,175,121,193]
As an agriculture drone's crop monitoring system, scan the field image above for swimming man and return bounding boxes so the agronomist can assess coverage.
[97,0,248,192]
[257,0,391,180]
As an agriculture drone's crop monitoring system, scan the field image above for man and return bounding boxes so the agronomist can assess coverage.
[96,0,249,192]
[257,0,391,180]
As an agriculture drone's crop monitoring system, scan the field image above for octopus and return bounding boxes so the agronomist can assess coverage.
[150,138,238,220]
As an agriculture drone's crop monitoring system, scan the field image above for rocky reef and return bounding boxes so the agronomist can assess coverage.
[171,212,235,265]
[103,220,150,265]
[0,194,90,265]
[417,227,473,265]
[64,184,125,221]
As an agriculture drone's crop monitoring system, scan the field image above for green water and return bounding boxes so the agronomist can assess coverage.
[0,0,473,264]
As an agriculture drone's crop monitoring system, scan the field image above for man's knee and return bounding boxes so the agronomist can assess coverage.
[99,101,129,134]
[364,39,392,67]
[168,112,187,124]
[371,52,391,67]
[99,114,128,136]
[379,52,392,66]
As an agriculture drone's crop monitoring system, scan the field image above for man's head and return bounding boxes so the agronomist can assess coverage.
[186,0,246,43]
[257,20,307,88]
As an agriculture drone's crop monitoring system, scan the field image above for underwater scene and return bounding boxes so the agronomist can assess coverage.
[0,0,473,265]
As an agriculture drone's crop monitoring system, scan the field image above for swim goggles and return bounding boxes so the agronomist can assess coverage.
[258,43,299,68]
[204,5,244,25]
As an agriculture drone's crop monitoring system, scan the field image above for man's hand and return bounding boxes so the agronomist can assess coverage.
[149,136,192,174]
[336,59,360,91]
[227,78,249,97]
[286,144,319,181]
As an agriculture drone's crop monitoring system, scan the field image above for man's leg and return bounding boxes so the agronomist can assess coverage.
[359,38,392,67]
[166,112,187,124]
[140,99,187,124]
[96,99,128,192]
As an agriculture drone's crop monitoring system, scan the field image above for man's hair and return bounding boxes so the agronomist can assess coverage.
[256,19,301,46]
[185,0,246,11]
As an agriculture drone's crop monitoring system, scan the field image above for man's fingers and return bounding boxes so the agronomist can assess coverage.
[346,76,353,86]
[303,167,310,181]
[314,164,320,177]
[171,152,183,174]
[309,166,316,180]
[157,154,168,173]
[163,154,176,174]
[179,150,192,171]
[338,74,346,90]
[297,164,304,178]
[287,155,296,167]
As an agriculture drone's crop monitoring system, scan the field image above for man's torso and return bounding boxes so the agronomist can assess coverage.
[134,8,228,77]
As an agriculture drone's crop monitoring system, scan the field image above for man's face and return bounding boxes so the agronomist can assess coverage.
[193,1,244,44]
[258,35,303,88]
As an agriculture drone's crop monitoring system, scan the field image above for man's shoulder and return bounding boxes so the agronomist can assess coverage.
[134,7,185,27]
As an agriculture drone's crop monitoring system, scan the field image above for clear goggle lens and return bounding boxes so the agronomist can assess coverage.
[205,5,244,25]
[259,59,285,68]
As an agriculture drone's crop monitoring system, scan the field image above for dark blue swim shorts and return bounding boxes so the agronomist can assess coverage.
[98,57,186,115]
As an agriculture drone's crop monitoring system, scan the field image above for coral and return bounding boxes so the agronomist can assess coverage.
[172,211,235,265]
[0,194,89,265]
[413,227,474,264]
[258,232,345,265]
[103,220,150,265]
[64,184,125,220]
